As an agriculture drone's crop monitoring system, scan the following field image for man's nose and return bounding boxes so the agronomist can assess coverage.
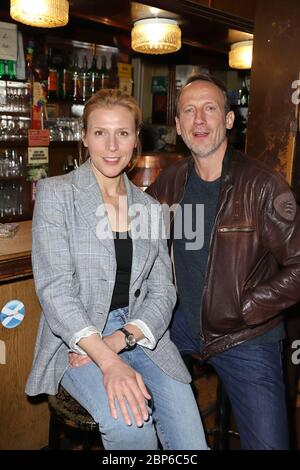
[194,108,205,123]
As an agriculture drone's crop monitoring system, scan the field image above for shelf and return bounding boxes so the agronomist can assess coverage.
[0,110,30,116]
[0,140,80,147]
[0,141,28,147]
[0,176,24,181]
[49,141,80,146]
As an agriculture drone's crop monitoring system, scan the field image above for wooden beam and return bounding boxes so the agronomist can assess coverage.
[246,0,300,200]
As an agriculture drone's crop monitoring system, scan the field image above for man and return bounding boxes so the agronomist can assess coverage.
[147,73,300,450]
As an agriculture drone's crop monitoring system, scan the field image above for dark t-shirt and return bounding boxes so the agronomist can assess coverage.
[173,165,285,343]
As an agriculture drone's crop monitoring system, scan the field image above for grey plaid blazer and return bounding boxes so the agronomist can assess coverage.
[26,160,190,396]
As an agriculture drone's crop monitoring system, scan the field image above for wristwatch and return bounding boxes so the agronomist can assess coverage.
[118,327,137,350]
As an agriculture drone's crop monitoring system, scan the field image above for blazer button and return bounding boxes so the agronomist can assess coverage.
[135,289,141,298]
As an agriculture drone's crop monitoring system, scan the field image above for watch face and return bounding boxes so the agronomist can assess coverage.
[126,334,136,347]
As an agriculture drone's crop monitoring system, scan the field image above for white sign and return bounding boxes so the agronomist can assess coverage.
[28,147,49,165]
[0,21,17,61]
[0,340,6,365]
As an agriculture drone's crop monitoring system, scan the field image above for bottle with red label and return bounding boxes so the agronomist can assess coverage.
[47,47,58,101]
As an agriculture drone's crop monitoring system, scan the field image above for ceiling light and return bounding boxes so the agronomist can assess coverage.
[10,0,69,28]
[229,40,253,69]
[131,18,181,55]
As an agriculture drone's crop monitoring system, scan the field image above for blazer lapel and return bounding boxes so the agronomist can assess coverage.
[72,160,114,254]
[72,163,151,280]
[124,175,151,288]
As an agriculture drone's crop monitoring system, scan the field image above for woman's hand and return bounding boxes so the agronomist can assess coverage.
[71,330,151,426]
[101,356,152,427]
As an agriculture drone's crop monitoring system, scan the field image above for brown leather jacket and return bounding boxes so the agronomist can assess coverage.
[147,144,300,359]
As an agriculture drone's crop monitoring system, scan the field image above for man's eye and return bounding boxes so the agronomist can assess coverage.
[206,105,216,112]
[95,130,104,136]
[120,131,129,136]
[184,107,194,113]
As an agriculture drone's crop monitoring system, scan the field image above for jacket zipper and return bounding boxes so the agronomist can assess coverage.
[200,183,233,341]
[218,226,255,233]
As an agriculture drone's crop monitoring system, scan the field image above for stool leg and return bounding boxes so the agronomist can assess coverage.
[82,432,93,450]
[213,380,231,450]
[48,412,61,450]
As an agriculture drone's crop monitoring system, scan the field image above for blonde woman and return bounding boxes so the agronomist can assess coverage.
[26,89,208,451]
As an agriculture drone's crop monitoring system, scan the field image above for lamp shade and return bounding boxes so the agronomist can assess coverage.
[131,18,181,55]
[10,0,69,28]
[229,40,253,69]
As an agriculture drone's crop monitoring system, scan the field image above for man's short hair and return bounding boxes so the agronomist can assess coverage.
[176,73,231,116]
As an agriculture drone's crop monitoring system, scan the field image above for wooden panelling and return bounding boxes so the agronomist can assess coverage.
[0,278,49,449]
[246,0,300,198]
[212,0,256,21]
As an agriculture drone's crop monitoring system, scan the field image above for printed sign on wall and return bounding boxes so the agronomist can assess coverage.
[0,21,17,61]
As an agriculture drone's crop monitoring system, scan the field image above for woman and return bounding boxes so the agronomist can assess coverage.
[26,89,208,450]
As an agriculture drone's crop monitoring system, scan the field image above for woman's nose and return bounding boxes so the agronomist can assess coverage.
[106,134,118,151]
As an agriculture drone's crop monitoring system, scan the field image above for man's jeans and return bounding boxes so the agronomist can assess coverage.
[170,309,289,450]
[62,307,208,450]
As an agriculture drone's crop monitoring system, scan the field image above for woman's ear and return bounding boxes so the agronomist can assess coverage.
[135,131,140,148]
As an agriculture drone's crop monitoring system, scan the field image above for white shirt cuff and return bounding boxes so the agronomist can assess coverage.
[126,320,156,350]
[69,326,102,355]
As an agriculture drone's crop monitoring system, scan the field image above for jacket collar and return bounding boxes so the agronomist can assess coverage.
[71,159,151,287]
[186,142,235,186]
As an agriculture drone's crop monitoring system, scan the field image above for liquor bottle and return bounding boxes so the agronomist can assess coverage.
[109,53,119,89]
[0,59,5,79]
[88,48,100,95]
[81,55,90,103]
[7,60,16,80]
[239,77,249,107]
[100,55,109,89]
[47,47,58,101]
[57,53,72,101]
[25,40,34,84]
[72,54,82,103]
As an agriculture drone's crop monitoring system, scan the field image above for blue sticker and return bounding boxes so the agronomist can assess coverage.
[0,300,25,329]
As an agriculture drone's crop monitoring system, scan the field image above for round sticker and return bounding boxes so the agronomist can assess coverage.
[0,300,25,329]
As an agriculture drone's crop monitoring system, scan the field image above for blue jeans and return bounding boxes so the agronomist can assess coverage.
[170,308,289,450]
[61,307,208,450]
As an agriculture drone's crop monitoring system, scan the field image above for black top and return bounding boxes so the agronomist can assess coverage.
[109,231,133,312]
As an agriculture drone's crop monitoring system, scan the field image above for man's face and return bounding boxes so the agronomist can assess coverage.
[175,80,234,160]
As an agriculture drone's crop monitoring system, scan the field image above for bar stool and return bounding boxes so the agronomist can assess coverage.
[48,385,101,450]
[187,354,240,450]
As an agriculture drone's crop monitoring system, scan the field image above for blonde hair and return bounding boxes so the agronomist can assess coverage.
[80,89,142,169]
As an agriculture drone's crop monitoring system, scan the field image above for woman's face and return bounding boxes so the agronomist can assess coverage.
[83,105,137,179]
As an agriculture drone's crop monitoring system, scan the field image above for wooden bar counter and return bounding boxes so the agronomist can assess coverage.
[0,221,49,449]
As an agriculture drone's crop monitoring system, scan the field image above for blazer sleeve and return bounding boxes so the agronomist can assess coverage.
[133,203,177,343]
[31,178,94,347]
